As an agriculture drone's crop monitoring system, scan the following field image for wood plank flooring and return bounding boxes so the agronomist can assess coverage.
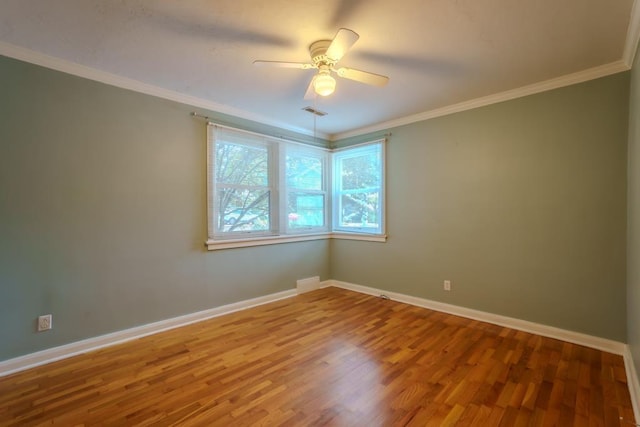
[0,287,636,426]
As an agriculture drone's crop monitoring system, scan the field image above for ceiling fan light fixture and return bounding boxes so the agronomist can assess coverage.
[254,28,388,100]
[314,73,336,96]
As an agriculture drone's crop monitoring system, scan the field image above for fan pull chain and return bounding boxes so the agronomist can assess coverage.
[313,95,317,145]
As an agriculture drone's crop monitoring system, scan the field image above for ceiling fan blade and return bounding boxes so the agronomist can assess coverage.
[303,76,317,100]
[325,28,359,62]
[328,0,367,28]
[253,60,314,69]
[335,67,389,87]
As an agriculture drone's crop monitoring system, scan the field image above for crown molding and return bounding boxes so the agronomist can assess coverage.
[624,0,640,67]
[331,60,630,141]
[0,40,631,144]
[0,41,329,140]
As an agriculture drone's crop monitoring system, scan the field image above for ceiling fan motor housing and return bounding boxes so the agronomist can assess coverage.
[309,40,335,67]
[252,29,388,99]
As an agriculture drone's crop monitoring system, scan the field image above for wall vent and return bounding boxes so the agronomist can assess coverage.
[301,106,327,116]
[296,276,321,294]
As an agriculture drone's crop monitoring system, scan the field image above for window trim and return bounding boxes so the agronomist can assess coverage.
[205,232,386,250]
[282,144,329,235]
[206,123,386,250]
[332,140,386,235]
[211,130,276,239]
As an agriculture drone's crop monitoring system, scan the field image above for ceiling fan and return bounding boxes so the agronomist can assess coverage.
[253,28,389,99]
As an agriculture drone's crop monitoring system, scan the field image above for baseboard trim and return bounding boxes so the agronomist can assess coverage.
[624,345,640,423]
[328,280,640,412]
[0,289,297,377]
[326,280,626,355]
[327,280,640,411]
[3,280,637,417]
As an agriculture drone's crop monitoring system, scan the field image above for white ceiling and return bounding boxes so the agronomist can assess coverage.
[0,0,637,139]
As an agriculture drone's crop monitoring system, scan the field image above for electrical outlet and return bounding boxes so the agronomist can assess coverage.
[38,314,52,332]
[443,280,451,291]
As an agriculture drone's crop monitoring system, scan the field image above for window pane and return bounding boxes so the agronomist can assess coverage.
[208,124,334,242]
[340,191,379,228]
[216,141,268,186]
[340,151,380,191]
[217,188,270,232]
[334,142,384,234]
[288,193,324,228]
[286,153,322,190]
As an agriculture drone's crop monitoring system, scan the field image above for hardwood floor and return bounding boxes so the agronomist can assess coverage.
[0,287,636,426]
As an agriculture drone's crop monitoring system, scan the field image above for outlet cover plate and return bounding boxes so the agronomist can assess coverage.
[38,314,52,332]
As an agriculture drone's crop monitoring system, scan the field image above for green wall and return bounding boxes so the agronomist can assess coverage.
[0,53,632,362]
[629,45,640,386]
[0,55,330,361]
[332,73,629,341]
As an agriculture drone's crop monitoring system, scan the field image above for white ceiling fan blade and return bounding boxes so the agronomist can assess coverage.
[336,67,389,87]
[325,28,359,63]
[253,60,314,69]
[303,76,317,100]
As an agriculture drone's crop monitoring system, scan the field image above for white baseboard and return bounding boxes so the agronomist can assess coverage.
[3,279,638,418]
[326,280,640,416]
[326,279,626,355]
[0,289,297,377]
[624,345,640,424]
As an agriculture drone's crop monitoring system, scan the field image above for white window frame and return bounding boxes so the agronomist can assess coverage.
[206,124,386,250]
[332,140,385,236]
[282,145,329,235]
[213,133,276,239]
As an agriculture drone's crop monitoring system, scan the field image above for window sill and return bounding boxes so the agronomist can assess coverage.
[206,232,387,250]
[329,232,387,243]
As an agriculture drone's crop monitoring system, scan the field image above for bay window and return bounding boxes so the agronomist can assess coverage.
[207,123,385,249]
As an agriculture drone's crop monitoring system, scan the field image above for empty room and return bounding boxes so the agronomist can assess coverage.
[1,0,639,425]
